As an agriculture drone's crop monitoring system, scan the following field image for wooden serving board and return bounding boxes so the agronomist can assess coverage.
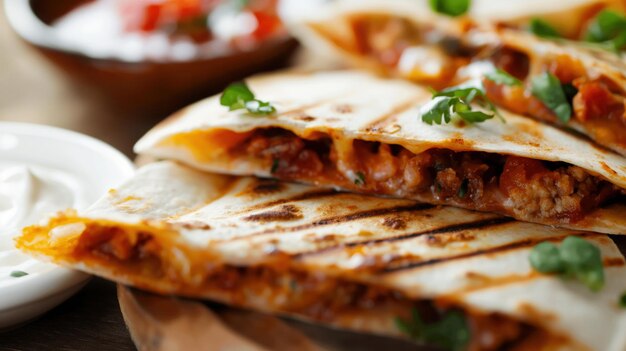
[117,285,428,351]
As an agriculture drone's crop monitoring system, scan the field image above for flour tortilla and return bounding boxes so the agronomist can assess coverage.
[134,70,626,234]
[16,161,626,350]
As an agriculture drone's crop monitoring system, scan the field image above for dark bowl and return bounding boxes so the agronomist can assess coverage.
[3,0,299,115]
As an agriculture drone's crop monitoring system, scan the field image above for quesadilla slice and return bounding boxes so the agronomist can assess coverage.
[134,71,626,233]
[290,0,626,155]
[17,161,626,351]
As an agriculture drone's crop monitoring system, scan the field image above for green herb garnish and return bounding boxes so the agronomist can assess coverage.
[485,69,522,86]
[529,18,561,38]
[619,292,626,308]
[529,236,605,292]
[421,82,501,125]
[428,0,471,17]
[584,10,626,52]
[354,171,366,186]
[10,271,28,278]
[530,72,572,123]
[270,159,279,174]
[457,179,468,198]
[396,308,470,351]
[220,82,276,115]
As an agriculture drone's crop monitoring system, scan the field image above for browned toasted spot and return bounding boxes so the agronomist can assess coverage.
[250,180,286,194]
[600,161,618,177]
[294,114,316,122]
[172,221,212,231]
[334,104,353,114]
[604,257,626,267]
[517,302,558,324]
[448,133,475,148]
[381,217,407,230]
[425,231,476,247]
[241,190,337,214]
[313,234,340,244]
[516,122,544,140]
[243,204,303,222]
[364,99,415,132]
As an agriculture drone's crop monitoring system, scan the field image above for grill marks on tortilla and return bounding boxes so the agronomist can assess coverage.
[295,217,512,258]
[243,204,304,222]
[362,98,417,132]
[379,233,619,274]
[235,189,338,214]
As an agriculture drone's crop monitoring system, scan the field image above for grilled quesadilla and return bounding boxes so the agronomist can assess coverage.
[17,161,626,351]
[134,71,626,233]
[290,0,626,155]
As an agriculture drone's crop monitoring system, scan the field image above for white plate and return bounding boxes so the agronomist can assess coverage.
[0,122,134,330]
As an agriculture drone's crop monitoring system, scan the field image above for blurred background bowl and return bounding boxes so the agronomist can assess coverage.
[3,0,299,116]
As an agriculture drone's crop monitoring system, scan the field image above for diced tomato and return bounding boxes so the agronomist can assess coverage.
[250,10,282,40]
[118,0,218,33]
[499,156,548,196]
[573,80,624,122]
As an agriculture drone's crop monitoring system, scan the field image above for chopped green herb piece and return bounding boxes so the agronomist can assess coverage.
[584,10,626,52]
[10,271,28,278]
[485,69,523,86]
[245,100,276,115]
[421,82,502,126]
[560,236,605,292]
[354,171,366,186]
[530,72,572,123]
[530,242,565,273]
[396,308,470,351]
[220,82,276,115]
[620,293,626,308]
[529,236,605,292]
[270,159,279,174]
[457,179,468,198]
[289,279,298,292]
[529,18,561,38]
[428,0,471,17]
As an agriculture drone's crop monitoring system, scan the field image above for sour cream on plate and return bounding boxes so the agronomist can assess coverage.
[0,162,89,251]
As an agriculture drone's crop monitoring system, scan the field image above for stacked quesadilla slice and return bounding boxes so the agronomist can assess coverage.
[290,0,626,155]
[134,71,626,233]
[17,161,626,351]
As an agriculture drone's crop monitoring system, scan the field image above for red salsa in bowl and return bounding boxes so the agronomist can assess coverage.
[4,0,297,114]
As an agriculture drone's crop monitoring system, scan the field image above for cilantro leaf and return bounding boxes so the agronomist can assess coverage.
[354,171,366,186]
[620,292,626,308]
[485,69,523,86]
[421,82,502,126]
[396,308,470,351]
[530,72,572,123]
[584,10,626,52]
[429,0,471,17]
[220,82,276,115]
[10,270,28,278]
[529,18,561,38]
[530,236,605,292]
[270,159,279,174]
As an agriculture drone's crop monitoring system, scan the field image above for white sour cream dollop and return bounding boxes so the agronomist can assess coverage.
[0,162,89,251]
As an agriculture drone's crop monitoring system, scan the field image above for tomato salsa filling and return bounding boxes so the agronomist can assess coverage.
[348,15,626,154]
[61,221,569,351]
[217,128,622,224]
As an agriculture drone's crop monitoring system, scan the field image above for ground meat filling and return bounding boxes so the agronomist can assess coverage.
[231,128,621,223]
[74,224,551,351]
